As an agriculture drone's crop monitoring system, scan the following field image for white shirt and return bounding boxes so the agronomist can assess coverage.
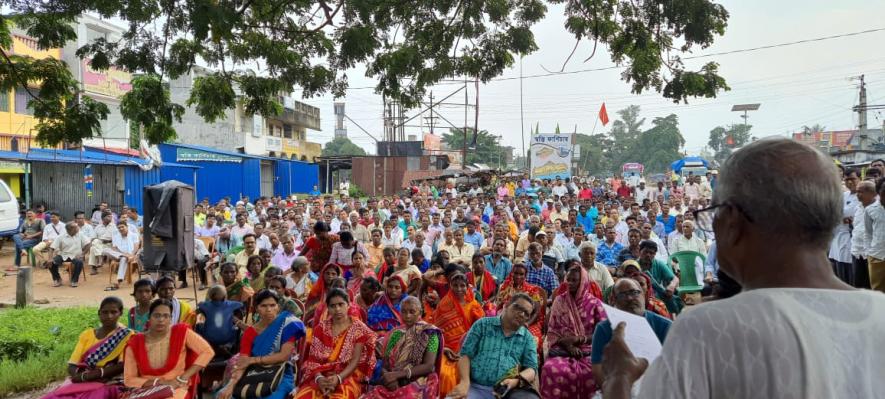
[76,223,95,241]
[638,288,885,399]
[851,200,873,258]
[50,232,90,260]
[551,185,568,198]
[111,232,140,254]
[255,234,272,251]
[635,186,651,203]
[42,221,65,241]
[864,202,885,260]
[829,191,858,263]
[381,230,402,248]
[668,234,706,255]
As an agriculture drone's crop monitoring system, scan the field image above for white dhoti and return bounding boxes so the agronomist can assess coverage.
[88,240,109,267]
[102,248,132,282]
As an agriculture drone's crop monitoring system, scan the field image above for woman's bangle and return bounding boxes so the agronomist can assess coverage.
[335,374,342,385]
[314,375,323,383]
[175,375,188,384]
[406,367,412,379]
[152,378,159,386]
[99,368,105,378]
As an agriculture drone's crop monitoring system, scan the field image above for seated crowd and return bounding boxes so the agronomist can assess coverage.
[37,138,885,399]
[39,172,745,399]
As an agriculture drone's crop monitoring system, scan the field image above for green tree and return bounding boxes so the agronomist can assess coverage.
[708,123,753,164]
[608,105,646,166]
[322,136,367,156]
[442,128,502,166]
[574,133,614,176]
[635,114,685,172]
[3,0,730,146]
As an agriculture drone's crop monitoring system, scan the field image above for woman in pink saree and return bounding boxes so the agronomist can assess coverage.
[42,297,134,399]
[540,265,608,397]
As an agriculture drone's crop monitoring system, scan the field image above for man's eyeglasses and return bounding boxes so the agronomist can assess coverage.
[615,289,643,300]
[691,202,753,233]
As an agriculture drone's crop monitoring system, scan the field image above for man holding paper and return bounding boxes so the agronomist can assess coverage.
[599,138,885,398]
[591,278,671,386]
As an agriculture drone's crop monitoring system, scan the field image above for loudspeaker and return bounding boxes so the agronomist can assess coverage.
[143,181,194,274]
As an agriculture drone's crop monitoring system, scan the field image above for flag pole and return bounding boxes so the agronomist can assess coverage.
[583,108,601,174]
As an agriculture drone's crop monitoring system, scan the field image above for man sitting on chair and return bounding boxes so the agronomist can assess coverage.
[104,221,141,291]
[49,222,90,288]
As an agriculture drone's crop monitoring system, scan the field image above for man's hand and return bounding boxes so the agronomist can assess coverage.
[703,272,714,284]
[602,322,649,388]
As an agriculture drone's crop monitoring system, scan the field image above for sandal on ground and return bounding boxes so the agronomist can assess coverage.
[89,268,100,276]
[198,284,208,291]
[104,285,119,291]
[5,267,18,272]
[70,282,79,288]
[52,280,62,287]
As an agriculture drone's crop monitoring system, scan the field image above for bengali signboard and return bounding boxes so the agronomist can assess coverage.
[81,58,132,98]
[176,147,242,163]
[530,134,573,180]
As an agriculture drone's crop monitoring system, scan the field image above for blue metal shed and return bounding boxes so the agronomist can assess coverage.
[274,159,319,196]
[0,148,198,217]
[159,143,265,203]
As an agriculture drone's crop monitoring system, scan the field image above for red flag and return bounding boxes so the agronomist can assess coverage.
[726,135,734,146]
[599,103,610,126]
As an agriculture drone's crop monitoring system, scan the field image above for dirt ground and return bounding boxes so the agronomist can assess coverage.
[0,245,201,309]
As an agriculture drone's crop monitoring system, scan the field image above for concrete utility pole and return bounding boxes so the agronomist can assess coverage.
[853,74,868,131]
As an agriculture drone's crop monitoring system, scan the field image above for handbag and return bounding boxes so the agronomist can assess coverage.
[120,385,174,399]
[232,362,288,398]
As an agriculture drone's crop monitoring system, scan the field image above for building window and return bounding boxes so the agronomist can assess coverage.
[0,91,8,112]
[14,87,36,115]
[283,124,292,138]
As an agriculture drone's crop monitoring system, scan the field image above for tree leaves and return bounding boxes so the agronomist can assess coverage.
[321,136,367,156]
[120,74,185,144]
[707,123,753,164]
[1,0,731,146]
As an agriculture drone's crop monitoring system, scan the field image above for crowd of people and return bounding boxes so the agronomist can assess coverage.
[30,137,885,399]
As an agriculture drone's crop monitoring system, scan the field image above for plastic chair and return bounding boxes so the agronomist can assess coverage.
[670,250,705,294]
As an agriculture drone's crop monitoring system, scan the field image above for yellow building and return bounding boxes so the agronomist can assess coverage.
[265,98,323,162]
[0,31,63,196]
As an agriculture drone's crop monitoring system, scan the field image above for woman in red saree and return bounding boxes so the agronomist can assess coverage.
[43,297,134,399]
[299,222,339,274]
[296,289,377,399]
[123,299,214,399]
[466,254,497,314]
[430,272,484,397]
[496,263,547,349]
[541,266,608,397]
[303,264,343,325]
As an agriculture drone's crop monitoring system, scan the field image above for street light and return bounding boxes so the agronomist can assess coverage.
[731,103,761,127]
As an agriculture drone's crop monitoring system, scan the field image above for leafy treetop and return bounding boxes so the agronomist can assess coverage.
[2,0,729,146]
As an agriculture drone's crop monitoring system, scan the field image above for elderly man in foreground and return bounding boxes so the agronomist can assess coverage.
[601,137,885,398]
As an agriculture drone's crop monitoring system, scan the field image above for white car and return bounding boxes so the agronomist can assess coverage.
[0,179,20,235]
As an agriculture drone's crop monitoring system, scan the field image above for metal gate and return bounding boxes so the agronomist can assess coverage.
[260,161,274,198]
[31,162,124,219]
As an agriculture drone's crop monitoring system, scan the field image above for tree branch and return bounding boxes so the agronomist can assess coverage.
[582,38,598,62]
[0,48,49,108]
[235,0,255,16]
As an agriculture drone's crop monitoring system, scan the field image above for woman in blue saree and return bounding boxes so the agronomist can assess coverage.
[366,276,407,335]
[217,289,306,399]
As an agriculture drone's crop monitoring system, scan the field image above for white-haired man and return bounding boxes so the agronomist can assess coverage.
[601,137,885,398]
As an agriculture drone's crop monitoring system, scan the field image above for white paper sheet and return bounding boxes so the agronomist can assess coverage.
[602,304,663,362]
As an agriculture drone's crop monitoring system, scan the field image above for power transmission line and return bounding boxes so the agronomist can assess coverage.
[343,27,885,90]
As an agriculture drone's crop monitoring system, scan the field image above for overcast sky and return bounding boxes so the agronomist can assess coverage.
[295,0,885,157]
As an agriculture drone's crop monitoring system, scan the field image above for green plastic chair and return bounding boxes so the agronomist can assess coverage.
[671,250,706,294]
